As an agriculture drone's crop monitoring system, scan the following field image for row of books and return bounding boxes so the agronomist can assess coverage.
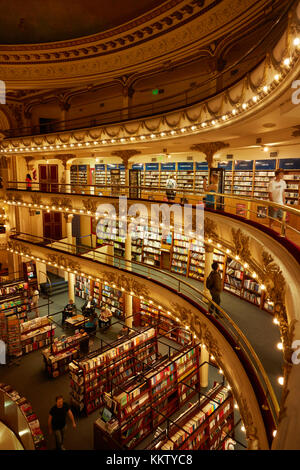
[0,383,45,449]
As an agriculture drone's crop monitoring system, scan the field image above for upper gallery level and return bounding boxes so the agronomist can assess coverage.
[0,0,298,142]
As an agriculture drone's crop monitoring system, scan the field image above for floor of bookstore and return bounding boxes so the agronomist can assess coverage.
[0,271,282,450]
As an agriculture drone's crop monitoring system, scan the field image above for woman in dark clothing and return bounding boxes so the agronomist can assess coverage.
[26,173,32,190]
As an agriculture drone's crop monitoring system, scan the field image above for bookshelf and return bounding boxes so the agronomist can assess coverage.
[94,343,201,450]
[224,257,244,297]
[0,297,29,324]
[69,327,157,414]
[232,161,254,197]
[101,284,124,320]
[253,160,276,200]
[142,226,161,267]
[94,164,106,188]
[0,383,46,450]
[75,275,91,300]
[171,233,189,276]
[70,164,90,189]
[160,163,176,192]
[20,317,55,354]
[188,238,205,280]
[195,162,209,192]
[144,163,160,192]
[137,299,193,345]
[42,331,89,378]
[177,163,194,193]
[23,261,37,288]
[148,383,234,450]
[0,279,29,299]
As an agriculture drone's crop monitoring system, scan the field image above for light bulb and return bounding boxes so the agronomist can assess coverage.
[232,109,237,115]
[283,58,290,67]
[242,103,247,109]
[273,430,277,438]
[263,146,269,152]
[274,74,280,81]
[278,377,284,386]
[252,96,258,102]
[241,426,246,432]
[273,318,279,325]
[294,38,300,46]
[277,342,283,350]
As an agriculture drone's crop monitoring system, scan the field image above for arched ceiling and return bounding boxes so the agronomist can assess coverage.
[0,0,164,44]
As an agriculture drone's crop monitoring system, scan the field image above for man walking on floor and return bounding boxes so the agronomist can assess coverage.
[206,262,223,317]
[48,395,76,450]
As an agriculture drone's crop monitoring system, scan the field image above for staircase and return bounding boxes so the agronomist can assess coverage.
[40,273,68,297]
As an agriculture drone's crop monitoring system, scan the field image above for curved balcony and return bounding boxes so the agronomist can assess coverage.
[7,230,279,450]
[1,0,299,151]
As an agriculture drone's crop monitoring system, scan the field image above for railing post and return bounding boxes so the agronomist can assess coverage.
[247,201,251,220]
[280,210,287,237]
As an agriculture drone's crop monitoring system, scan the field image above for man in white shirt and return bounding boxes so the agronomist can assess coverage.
[267,168,286,228]
[166,174,176,201]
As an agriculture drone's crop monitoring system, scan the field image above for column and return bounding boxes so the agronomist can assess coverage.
[59,103,70,131]
[66,214,75,301]
[199,344,209,388]
[121,86,134,120]
[124,232,132,328]
[203,244,214,298]
[65,164,71,193]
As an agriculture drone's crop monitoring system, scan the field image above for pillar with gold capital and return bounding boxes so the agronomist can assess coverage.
[203,244,214,299]
[111,150,141,196]
[65,213,75,301]
[199,344,209,388]
[124,232,133,328]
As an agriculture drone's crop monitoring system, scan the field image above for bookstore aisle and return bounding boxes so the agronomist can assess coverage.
[0,284,281,450]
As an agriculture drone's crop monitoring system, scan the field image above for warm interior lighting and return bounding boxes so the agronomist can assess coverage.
[277,342,283,350]
[278,377,284,386]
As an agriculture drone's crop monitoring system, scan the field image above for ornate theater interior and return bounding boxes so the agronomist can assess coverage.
[0,0,299,453]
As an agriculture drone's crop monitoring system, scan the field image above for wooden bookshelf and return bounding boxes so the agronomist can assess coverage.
[69,327,158,415]
[42,331,89,378]
[0,383,46,449]
[147,383,234,450]
[94,343,201,450]
[20,317,55,354]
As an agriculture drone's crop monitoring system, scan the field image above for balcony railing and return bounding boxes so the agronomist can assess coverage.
[6,181,300,244]
[2,0,295,139]
[9,230,280,446]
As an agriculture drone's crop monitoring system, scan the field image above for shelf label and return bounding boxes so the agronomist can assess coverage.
[234,160,254,170]
[218,161,232,170]
[132,164,144,170]
[145,163,159,171]
[196,162,208,170]
[279,158,300,170]
[107,164,118,170]
[95,164,105,171]
[255,159,276,170]
[78,165,87,171]
[118,164,125,170]
[161,163,176,171]
[178,162,194,171]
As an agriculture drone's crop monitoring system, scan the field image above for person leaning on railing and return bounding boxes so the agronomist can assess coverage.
[267,168,286,229]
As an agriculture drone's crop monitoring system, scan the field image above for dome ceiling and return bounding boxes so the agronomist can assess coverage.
[0,0,164,44]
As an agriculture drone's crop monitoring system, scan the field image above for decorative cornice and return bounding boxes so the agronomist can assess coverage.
[0,0,289,88]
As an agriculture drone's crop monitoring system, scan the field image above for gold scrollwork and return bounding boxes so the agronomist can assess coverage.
[231,228,251,262]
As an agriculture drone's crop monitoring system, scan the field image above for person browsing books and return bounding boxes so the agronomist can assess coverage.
[99,306,112,330]
[166,174,176,201]
[48,395,76,450]
[267,168,286,229]
[82,295,97,316]
[206,262,223,317]
[62,299,77,325]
